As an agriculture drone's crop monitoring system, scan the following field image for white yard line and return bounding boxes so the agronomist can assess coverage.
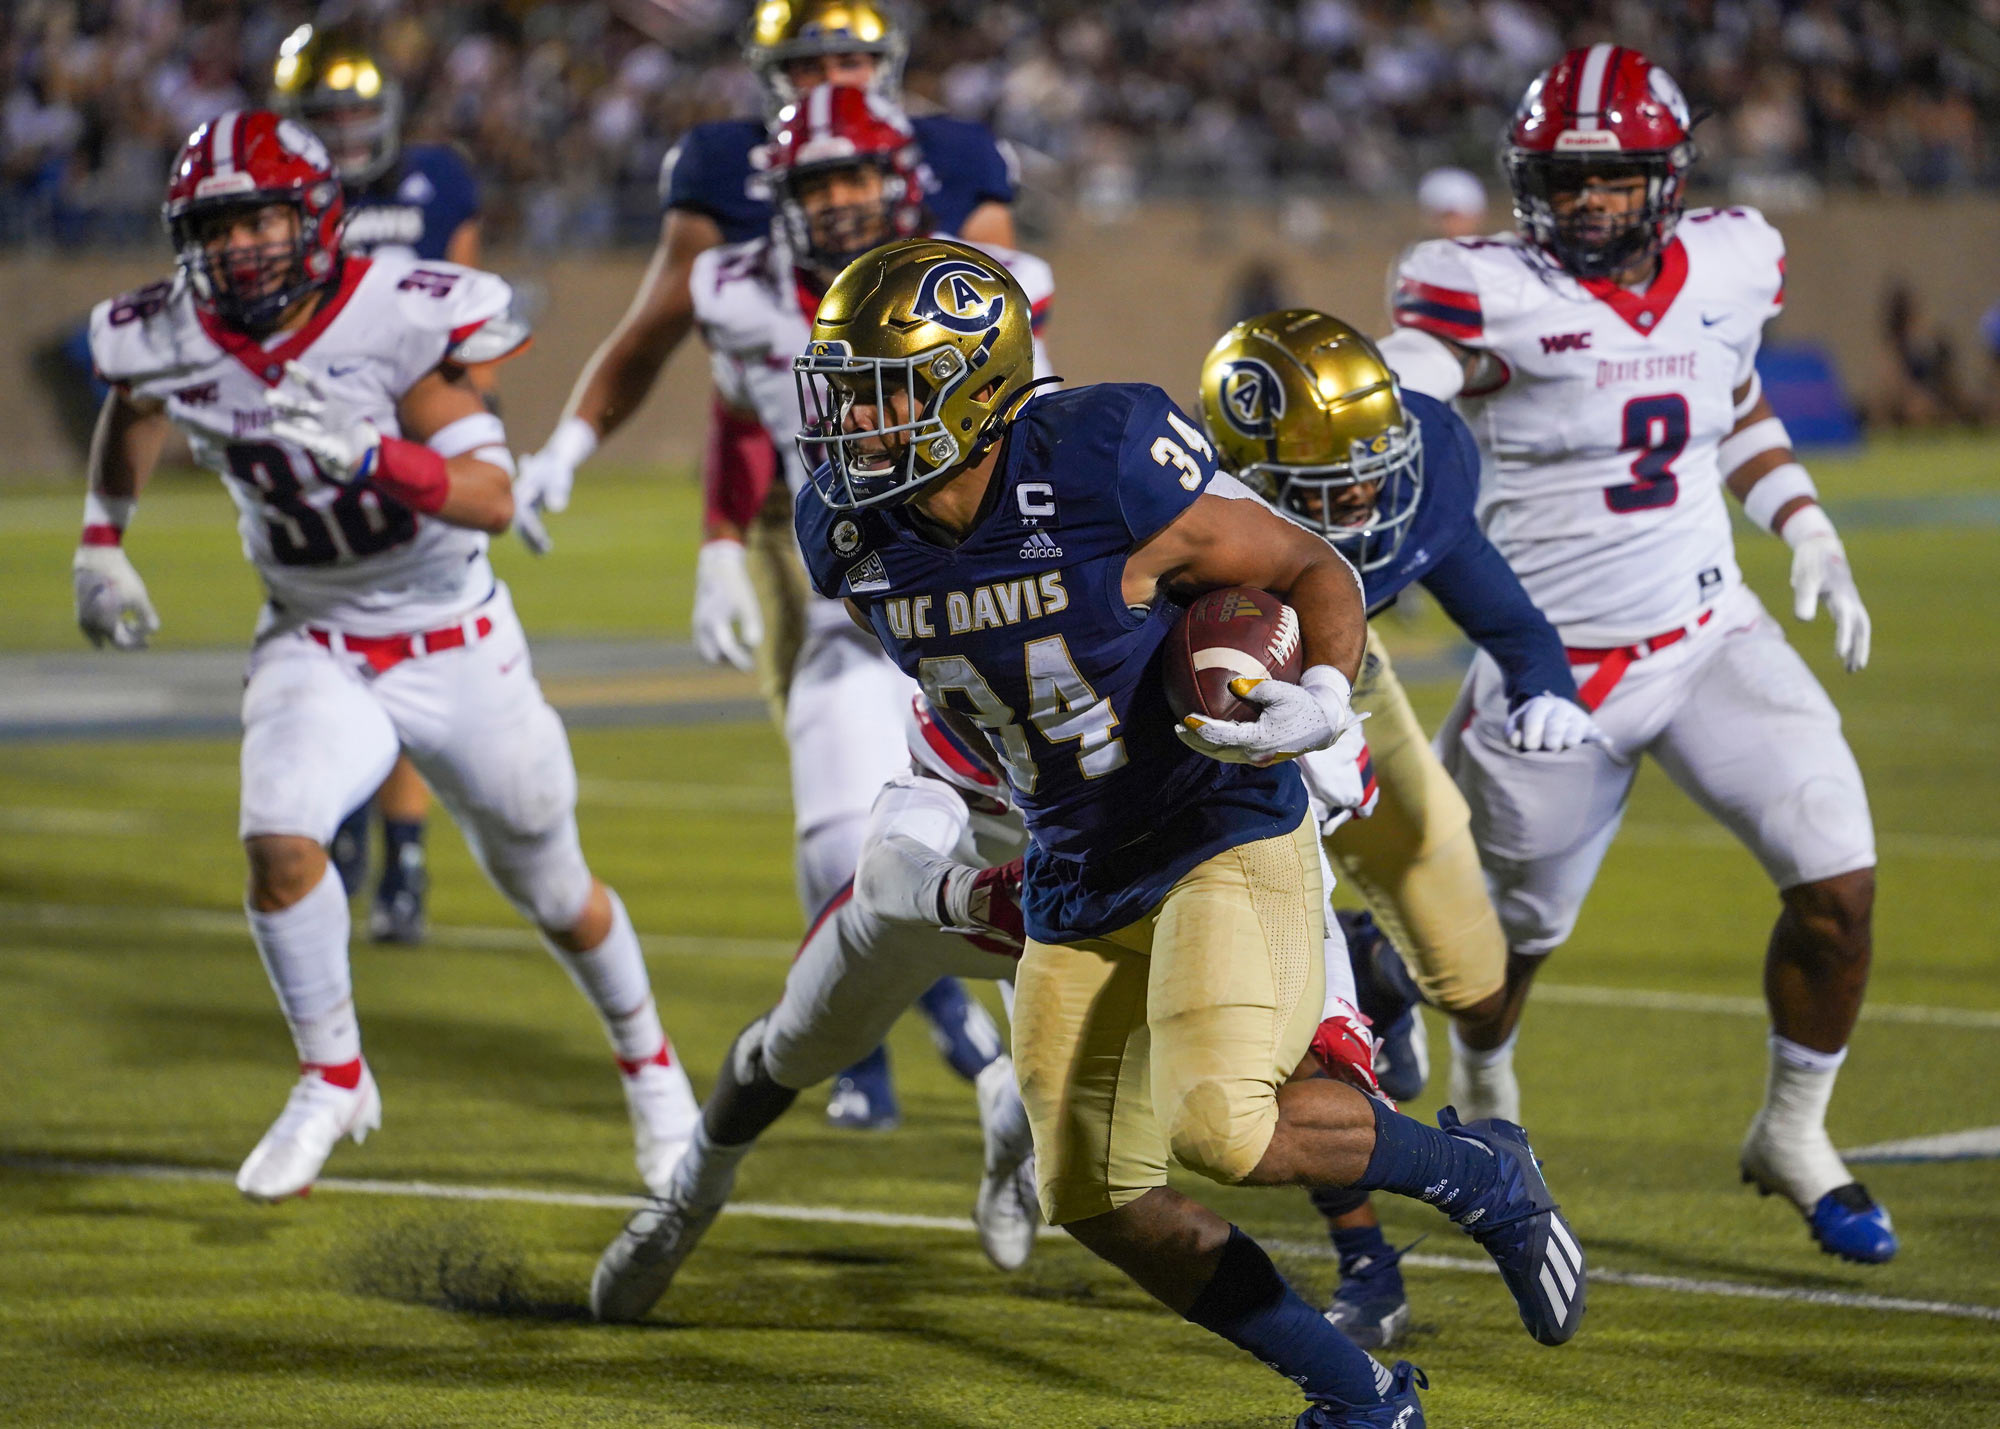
[3,1155,1994,1324]
[1843,1127,2000,1164]
[11,900,1999,1030]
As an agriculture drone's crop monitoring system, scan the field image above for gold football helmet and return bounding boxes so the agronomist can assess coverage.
[1199,309,1424,573]
[795,238,1038,510]
[746,0,907,118]
[271,23,402,184]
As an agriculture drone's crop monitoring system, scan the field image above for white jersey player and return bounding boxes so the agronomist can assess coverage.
[686,84,1054,923]
[1376,46,1891,1263]
[72,110,699,1203]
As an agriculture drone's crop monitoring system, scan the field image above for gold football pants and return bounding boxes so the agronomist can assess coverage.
[1014,818,1324,1226]
[1324,628,1506,1012]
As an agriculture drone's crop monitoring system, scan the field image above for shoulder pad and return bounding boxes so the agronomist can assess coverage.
[1679,206,1786,309]
[88,275,197,388]
[373,257,525,363]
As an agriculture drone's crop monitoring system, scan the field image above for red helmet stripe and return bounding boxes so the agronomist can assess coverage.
[1573,44,1615,130]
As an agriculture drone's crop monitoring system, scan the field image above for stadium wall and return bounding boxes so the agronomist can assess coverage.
[6,196,1996,481]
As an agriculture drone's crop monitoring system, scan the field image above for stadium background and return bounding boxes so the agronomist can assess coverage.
[3,3,1999,1428]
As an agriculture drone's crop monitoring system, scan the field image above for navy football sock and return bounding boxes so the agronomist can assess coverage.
[1331,1223,1398,1283]
[378,818,426,898]
[916,977,999,1080]
[1352,1096,1499,1220]
[1310,1183,1370,1225]
[1184,1226,1388,1409]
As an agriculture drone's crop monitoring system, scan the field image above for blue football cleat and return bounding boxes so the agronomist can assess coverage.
[1437,1107,1585,1346]
[827,1044,900,1130]
[1297,1361,1428,1428]
[1372,1008,1429,1105]
[1325,1239,1416,1350]
[1744,1173,1899,1264]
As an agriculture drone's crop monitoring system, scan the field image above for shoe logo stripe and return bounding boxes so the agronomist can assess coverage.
[1539,1264,1572,1324]
[1545,1239,1578,1299]
[1549,1216,1584,1275]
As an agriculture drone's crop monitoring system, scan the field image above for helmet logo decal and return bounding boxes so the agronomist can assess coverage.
[1217,358,1285,439]
[276,118,332,170]
[1648,67,1692,130]
[915,260,1005,334]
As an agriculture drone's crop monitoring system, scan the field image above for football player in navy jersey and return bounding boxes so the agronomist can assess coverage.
[1200,311,1603,1350]
[522,0,1017,1131]
[271,22,485,946]
[778,239,1591,1426]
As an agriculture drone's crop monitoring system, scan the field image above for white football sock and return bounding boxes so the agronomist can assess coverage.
[670,1119,753,1210]
[1448,1023,1520,1122]
[247,864,360,1067]
[1744,1032,1851,1206]
[544,889,665,1064]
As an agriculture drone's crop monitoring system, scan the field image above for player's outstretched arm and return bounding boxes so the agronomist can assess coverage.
[74,389,170,650]
[394,366,519,533]
[1722,376,1871,672]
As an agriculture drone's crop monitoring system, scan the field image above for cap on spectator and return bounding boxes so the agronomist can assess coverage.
[1417,167,1487,219]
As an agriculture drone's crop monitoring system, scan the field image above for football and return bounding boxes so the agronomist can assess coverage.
[1162,587,1304,725]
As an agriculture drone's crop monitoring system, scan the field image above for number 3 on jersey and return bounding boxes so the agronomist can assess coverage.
[1606,394,1687,513]
[919,637,1128,796]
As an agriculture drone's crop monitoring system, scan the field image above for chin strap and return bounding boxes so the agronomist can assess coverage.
[961,375,1063,468]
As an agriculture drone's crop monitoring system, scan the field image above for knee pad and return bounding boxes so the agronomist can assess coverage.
[795,814,867,919]
[1166,1078,1276,1187]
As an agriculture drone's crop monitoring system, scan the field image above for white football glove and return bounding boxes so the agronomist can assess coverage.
[1177,665,1356,768]
[73,544,160,650]
[1506,693,1609,753]
[514,417,596,555]
[1784,505,1871,673]
[263,360,380,485]
[1298,721,1377,833]
[692,538,764,671]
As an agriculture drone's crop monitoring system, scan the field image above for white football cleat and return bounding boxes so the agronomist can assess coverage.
[622,1055,701,1196]
[973,1056,1040,1271]
[236,1062,381,1203]
[591,1180,730,1323]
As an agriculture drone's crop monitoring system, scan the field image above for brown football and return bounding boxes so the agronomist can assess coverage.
[1162,587,1305,725]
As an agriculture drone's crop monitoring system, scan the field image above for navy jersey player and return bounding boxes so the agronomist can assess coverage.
[271,22,484,946]
[1200,310,1602,1350]
[778,239,1589,1426]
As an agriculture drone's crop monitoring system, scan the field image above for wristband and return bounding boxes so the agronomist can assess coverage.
[1741,461,1819,534]
[82,491,134,546]
[1732,368,1763,421]
[1718,415,1790,477]
[367,435,451,514]
[427,410,507,459]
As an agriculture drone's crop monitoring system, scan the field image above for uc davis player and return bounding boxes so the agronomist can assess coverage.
[519,2,1015,1128]
[1199,311,1603,1348]
[272,21,485,946]
[71,112,698,1203]
[1376,45,1890,1263]
[591,695,1041,1321]
[790,239,1591,1425]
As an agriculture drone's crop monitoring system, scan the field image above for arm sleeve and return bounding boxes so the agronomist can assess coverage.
[1421,529,1578,706]
[1115,387,1216,544]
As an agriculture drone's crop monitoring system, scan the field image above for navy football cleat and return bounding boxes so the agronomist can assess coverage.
[827,1044,901,1130]
[1296,1361,1428,1428]
[1744,1173,1899,1264]
[1325,1239,1415,1350]
[1343,911,1428,1102]
[1437,1107,1585,1346]
[330,804,370,895]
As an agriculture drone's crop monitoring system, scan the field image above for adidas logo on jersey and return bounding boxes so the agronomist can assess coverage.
[846,552,891,594]
[1018,529,1064,561]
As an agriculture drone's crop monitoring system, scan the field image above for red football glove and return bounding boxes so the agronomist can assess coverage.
[1310,1008,1387,1104]
[953,856,1025,957]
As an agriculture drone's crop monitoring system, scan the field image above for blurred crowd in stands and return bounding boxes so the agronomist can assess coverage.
[7,0,1999,251]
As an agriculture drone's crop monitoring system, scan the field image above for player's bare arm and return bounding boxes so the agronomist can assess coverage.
[395,366,517,532]
[72,389,172,650]
[957,201,1015,247]
[1123,493,1367,682]
[88,388,171,502]
[563,208,717,440]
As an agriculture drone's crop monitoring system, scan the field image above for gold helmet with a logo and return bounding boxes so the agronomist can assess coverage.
[795,238,1039,510]
[746,0,908,118]
[1199,309,1425,573]
[271,23,403,184]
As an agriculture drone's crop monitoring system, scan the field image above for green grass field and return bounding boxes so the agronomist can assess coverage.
[4,435,1999,1427]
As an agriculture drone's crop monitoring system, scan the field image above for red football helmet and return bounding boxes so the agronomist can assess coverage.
[764,85,928,277]
[164,109,346,333]
[1504,44,1697,279]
